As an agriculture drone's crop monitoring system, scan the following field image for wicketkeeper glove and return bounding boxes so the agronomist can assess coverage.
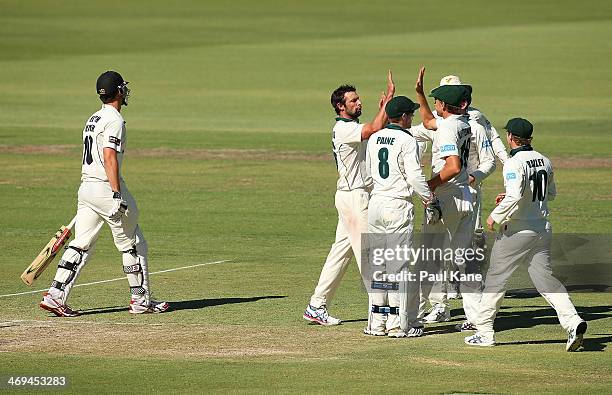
[109,191,128,222]
[425,197,442,225]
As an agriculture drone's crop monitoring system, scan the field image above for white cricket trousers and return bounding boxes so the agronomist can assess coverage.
[419,186,481,323]
[471,184,483,233]
[474,226,583,340]
[367,196,420,331]
[49,180,149,303]
[310,189,369,308]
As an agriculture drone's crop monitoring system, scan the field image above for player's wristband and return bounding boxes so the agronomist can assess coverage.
[112,191,122,199]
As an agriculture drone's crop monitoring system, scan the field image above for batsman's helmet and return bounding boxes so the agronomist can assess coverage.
[96,71,130,106]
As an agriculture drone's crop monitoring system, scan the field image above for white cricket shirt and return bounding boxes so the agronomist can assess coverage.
[80,104,126,183]
[332,117,371,191]
[366,124,432,201]
[490,146,556,227]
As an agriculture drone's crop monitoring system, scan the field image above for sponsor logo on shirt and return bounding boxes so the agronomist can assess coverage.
[505,172,517,180]
[109,136,121,146]
[440,144,456,153]
[482,139,492,148]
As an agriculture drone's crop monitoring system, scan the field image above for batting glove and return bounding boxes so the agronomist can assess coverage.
[109,191,128,222]
[425,197,442,225]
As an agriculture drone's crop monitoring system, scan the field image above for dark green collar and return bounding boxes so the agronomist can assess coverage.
[510,145,533,157]
[386,123,413,136]
[335,117,358,123]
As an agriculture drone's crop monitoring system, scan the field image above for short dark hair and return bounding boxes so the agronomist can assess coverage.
[509,133,532,147]
[331,85,356,115]
[99,93,116,104]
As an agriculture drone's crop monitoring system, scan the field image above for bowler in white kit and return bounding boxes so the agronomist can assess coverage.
[303,72,395,326]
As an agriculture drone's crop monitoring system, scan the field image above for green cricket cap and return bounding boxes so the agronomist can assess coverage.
[428,85,471,107]
[504,118,533,138]
[385,96,420,118]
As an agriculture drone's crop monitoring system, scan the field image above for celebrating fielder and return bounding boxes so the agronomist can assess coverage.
[466,118,587,351]
[303,71,395,326]
[411,68,482,328]
[364,96,437,337]
[39,71,169,317]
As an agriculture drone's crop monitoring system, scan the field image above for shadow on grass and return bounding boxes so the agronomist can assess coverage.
[495,305,611,333]
[506,284,610,298]
[77,295,287,316]
[168,295,286,312]
[497,335,611,352]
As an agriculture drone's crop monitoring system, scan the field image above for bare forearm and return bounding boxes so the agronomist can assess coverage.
[416,92,436,130]
[367,106,389,135]
[415,66,437,130]
[428,160,460,190]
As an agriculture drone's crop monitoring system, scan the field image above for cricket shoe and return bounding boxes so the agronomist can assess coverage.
[39,292,80,317]
[363,327,386,336]
[464,332,495,347]
[303,304,341,326]
[455,321,477,332]
[129,298,170,314]
[566,320,587,352]
[405,326,424,338]
[423,305,450,323]
[387,328,406,338]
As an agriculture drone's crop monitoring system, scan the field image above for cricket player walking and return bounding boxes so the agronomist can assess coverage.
[303,71,395,326]
[466,118,587,351]
[364,96,437,337]
[39,71,169,317]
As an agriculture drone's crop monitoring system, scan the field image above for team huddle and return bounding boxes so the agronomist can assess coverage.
[303,67,587,351]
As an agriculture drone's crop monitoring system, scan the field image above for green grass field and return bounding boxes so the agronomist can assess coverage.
[1,1,611,393]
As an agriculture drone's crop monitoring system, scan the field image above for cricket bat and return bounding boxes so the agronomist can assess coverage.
[21,217,77,286]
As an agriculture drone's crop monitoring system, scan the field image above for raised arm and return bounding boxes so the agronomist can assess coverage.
[489,126,510,163]
[415,67,437,131]
[361,70,395,140]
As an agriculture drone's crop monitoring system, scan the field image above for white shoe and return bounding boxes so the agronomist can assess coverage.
[566,321,587,352]
[364,327,386,336]
[465,332,495,347]
[303,304,341,326]
[387,328,406,338]
[405,326,424,337]
[39,292,80,317]
[129,298,170,314]
[423,305,450,323]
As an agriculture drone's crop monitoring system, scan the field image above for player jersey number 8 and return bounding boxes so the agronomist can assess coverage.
[378,147,389,179]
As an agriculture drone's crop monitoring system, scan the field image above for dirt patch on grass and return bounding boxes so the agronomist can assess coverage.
[3,145,611,168]
[412,356,464,367]
[552,157,612,169]
[0,145,329,162]
[0,144,78,155]
[0,320,356,360]
[130,147,330,162]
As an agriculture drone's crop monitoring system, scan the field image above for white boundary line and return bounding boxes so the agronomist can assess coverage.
[0,259,234,299]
